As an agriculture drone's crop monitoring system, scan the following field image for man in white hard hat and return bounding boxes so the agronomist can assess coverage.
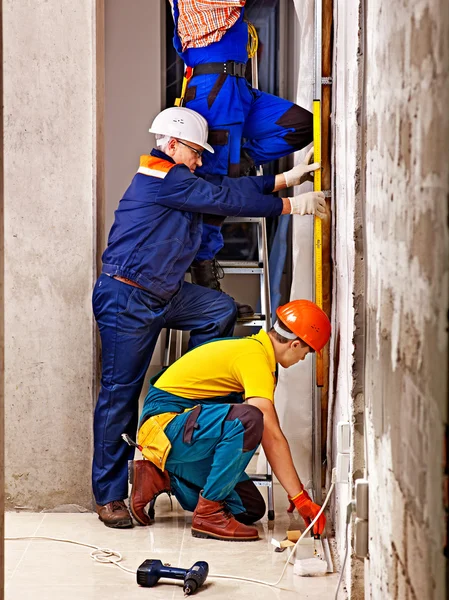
[92,106,325,528]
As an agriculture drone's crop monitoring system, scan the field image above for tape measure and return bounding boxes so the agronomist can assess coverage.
[313,100,324,387]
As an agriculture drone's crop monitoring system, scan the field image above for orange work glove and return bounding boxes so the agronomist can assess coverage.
[287,489,312,513]
[290,490,326,536]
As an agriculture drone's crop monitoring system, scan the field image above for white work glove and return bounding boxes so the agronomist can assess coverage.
[289,191,326,218]
[283,147,320,188]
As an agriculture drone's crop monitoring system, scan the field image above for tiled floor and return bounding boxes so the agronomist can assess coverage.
[5,488,340,600]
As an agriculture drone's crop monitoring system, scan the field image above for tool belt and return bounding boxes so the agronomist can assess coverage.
[175,61,247,106]
[192,61,247,78]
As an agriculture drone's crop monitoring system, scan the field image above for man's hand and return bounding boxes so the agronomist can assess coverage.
[291,490,326,536]
[283,148,320,188]
[289,191,326,218]
[286,489,311,513]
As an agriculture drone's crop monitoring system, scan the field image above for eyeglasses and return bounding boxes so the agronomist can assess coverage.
[177,139,204,158]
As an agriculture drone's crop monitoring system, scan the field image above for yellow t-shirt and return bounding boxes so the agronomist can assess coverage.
[155,329,277,402]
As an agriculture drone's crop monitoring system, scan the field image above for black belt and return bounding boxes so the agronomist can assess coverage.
[192,61,247,78]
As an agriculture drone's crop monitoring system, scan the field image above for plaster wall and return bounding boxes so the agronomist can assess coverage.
[256,0,316,485]
[333,0,448,598]
[331,1,365,596]
[3,0,98,509]
[363,1,448,598]
[269,0,315,488]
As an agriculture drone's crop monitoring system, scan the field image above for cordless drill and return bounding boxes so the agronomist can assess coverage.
[137,559,209,596]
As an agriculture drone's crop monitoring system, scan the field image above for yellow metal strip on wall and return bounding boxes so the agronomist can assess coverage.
[313,100,324,387]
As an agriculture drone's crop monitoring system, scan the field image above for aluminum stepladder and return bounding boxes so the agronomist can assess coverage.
[163,213,275,521]
[220,214,275,522]
[163,51,275,521]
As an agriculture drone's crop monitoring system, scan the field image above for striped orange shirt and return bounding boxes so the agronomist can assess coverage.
[175,0,246,51]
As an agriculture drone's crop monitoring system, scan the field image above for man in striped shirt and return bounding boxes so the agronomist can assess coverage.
[169,1,314,318]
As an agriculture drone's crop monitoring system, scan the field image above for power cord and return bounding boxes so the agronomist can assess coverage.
[4,535,136,575]
[209,481,335,588]
[6,481,336,589]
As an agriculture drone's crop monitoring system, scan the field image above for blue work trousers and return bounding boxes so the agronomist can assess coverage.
[185,74,313,259]
[92,274,237,505]
[163,403,265,520]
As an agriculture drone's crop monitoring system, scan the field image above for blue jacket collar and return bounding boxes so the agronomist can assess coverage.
[151,148,176,164]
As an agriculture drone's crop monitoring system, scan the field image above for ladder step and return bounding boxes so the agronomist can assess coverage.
[223,267,263,274]
[237,314,266,327]
[238,321,265,327]
[220,260,263,274]
[250,474,273,487]
[225,217,263,224]
[219,260,261,268]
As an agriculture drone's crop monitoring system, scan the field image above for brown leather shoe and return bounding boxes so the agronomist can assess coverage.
[129,460,172,526]
[191,494,259,541]
[96,500,133,529]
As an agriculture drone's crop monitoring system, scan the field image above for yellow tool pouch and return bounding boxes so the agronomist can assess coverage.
[137,408,195,472]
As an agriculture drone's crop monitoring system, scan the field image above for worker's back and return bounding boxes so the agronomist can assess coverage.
[140,329,277,427]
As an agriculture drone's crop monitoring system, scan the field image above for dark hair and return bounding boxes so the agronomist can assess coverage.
[269,322,314,352]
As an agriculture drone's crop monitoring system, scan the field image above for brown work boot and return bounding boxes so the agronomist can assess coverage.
[96,500,133,529]
[129,460,172,526]
[191,494,260,541]
[190,259,254,319]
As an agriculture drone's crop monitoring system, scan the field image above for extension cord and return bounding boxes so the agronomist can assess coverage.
[6,476,336,591]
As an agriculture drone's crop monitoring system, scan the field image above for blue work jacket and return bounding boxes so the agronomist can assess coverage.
[172,0,248,66]
[101,149,281,303]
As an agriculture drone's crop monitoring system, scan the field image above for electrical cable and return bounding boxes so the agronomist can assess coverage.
[209,481,335,588]
[4,535,136,575]
[6,483,335,589]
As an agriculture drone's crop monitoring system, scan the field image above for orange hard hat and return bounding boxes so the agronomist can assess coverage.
[276,300,331,353]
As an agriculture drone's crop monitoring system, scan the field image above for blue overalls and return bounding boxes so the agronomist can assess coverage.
[140,374,266,521]
[172,0,313,259]
[92,150,283,506]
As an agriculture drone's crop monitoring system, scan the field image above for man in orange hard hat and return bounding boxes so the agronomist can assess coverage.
[128,299,331,542]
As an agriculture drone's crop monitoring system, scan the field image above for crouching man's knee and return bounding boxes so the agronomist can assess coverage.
[234,479,266,524]
[225,404,264,451]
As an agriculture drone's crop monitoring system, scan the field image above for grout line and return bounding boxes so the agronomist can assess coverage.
[172,515,188,600]
[7,513,46,584]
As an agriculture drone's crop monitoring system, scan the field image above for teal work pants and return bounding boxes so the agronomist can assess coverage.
[164,403,265,522]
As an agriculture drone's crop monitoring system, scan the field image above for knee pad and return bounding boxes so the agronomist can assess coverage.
[275,104,313,150]
[225,404,264,451]
[234,479,266,523]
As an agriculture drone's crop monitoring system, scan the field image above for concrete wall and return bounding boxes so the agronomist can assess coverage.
[333,0,449,598]
[104,0,162,235]
[363,0,448,598]
[104,0,165,375]
[3,0,98,509]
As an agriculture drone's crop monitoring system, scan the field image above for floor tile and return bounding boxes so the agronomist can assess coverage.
[5,486,339,600]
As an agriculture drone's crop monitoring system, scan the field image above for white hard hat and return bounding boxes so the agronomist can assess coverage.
[149,107,214,154]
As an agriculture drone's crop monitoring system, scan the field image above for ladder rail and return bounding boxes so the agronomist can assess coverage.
[247,55,275,520]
